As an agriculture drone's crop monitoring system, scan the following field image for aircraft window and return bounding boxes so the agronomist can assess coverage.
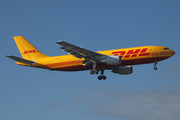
[164,48,170,50]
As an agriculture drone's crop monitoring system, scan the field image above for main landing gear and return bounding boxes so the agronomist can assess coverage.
[98,69,106,80]
[90,69,106,80]
[154,61,157,70]
[98,75,106,80]
[90,69,98,74]
[90,61,106,80]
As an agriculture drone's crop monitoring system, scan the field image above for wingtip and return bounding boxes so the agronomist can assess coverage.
[13,36,23,38]
[55,41,64,44]
[6,55,11,57]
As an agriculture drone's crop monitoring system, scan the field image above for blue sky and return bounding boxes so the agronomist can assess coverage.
[1,0,180,120]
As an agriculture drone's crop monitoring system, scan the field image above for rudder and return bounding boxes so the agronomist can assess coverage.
[13,36,49,60]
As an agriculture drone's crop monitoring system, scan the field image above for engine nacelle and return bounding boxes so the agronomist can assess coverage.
[101,55,121,65]
[112,66,133,75]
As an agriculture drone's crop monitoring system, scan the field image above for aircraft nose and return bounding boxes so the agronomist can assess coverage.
[171,50,175,56]
[168,50,175,56]
[159,50,175,56]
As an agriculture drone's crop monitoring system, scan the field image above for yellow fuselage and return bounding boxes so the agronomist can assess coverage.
[17,46,175,71]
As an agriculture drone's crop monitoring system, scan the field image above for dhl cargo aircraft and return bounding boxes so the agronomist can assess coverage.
[6,36,175,80]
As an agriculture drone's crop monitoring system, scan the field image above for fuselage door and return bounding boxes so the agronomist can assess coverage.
[151,47,159,57]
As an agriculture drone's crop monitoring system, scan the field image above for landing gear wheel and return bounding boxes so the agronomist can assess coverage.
[90,70,94,75]
[98,76,102,80]
[102,76,106,80]
[154,61,158,70]
[154,66,157,70]
[94,70,99,74]
[98,75,106,80]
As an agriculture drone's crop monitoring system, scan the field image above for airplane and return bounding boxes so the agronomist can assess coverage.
[6,36,175,80]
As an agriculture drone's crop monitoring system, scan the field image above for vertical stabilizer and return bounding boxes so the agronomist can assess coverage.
[13,36,49,60]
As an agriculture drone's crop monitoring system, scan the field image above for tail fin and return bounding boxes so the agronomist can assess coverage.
[13,36,49,60]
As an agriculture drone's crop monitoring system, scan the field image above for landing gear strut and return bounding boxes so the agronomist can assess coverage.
[90,61,98,75]
[89,61,106,80]
[154,61,157,70]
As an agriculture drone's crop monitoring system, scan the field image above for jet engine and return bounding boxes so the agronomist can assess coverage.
[112,66,133,75]
[101,55,121,65]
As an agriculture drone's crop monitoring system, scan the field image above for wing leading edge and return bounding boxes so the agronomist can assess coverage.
[56,41,105,60]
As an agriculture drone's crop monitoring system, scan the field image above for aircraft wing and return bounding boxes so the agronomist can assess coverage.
[6,55,35,65]
[56,41,105,60]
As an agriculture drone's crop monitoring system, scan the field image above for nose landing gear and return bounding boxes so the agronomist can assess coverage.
[154,61,157,70]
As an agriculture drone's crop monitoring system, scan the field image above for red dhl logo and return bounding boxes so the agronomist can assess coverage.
[22,50,39,54]
[112,48,150,58]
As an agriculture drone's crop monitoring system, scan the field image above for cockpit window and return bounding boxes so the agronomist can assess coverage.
[164,48,170,50]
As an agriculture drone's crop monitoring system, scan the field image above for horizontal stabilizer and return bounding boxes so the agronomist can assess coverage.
[6,55,35,65]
